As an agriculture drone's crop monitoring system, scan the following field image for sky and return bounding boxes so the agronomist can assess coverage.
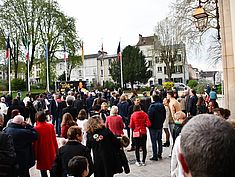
[57,0,174,55]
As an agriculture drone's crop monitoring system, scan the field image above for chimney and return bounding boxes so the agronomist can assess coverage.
[139,34,142,42]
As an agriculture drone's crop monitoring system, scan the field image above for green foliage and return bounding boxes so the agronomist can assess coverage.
[104,81,118,91]
[216,83,222,94]
[11,78,26,91]
[195,84,205,94]
[109,59,121,84]
[163,81,174,90]
[188,80,198,89]
[140,86,151,93]
[0,80,8,91]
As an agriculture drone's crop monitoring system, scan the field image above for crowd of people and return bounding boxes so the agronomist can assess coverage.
[0,85,234,177]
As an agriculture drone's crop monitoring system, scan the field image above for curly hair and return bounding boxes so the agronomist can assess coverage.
[85,116,104,133]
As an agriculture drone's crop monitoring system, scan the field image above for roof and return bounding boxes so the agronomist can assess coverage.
[137,34,155,46]
[200,71,218,78]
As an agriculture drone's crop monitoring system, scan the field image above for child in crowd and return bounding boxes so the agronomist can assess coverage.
[67,156,89,177]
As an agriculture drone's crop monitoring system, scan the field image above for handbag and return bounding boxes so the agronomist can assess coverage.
[133,131,141,138]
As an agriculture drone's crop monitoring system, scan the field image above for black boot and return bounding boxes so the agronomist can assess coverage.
[163,141,170,147]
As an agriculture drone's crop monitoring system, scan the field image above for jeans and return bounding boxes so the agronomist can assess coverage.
[149,128,162,158]
[169,123,175,138]
[40,170,55,177]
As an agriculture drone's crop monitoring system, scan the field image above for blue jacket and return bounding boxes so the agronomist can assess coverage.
[209,91,217,100]
[147,102,166,130]
[117,101,130,118]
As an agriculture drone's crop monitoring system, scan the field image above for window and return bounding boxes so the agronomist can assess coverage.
[101,60,103,66]
[155,57,159,63]
[59,63,63,70]
[148,61,152,67]
[108,59,112,65]
[78,70,82,77]
[101,70,103,77]
[177,54,182,61]
[157,67,162,73]
[178,65,183,73]
[164,67,167,74]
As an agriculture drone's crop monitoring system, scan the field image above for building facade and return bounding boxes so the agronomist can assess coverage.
[137,34,189,86]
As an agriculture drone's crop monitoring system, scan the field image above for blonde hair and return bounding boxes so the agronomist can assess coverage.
[110,106,118,116]
[174,111,186,120]
[85,116,104,133]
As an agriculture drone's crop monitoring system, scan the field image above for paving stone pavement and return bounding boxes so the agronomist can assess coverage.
[30,130,171,177]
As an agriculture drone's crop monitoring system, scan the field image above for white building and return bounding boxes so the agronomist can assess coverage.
[137,34,189,86]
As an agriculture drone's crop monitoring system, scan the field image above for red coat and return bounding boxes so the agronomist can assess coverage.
[34,122,58,170]
[105,115,124,136]
[130,111,151,134]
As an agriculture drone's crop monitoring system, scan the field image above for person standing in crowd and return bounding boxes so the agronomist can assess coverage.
[140,92,151,113]
[109,92,116,108]
[62,96,78,121]
[148,94,166,161]
[162,98,172,147]
[117,95,130,131]
[0,97,8,119]
[34,111,58,177]
[0,126,17,177]
[61,113,77,139]
[23,93,31,106]
[25,101,37,126]
[92,93,106,109]
[105,106,125,137]
[57,95,67,137]
[172,111,186,143]
[50,93,59,134]
[52,126,94,177]
[4,115,38,177]
[67,156,89,177]
[196,95,207,114]
[188,89,198,116]
[209,87,217,103]
[86,116,129,177]
[167,90,181,122]
[179,114,235,177]
[100,102,110,123]
[130,104,151,166]
[77,109,88,145]
[74,93,85,114]
[0,113,4,131]
[86,93,95,117]
[177,92,187,115]
[7,98,25,122]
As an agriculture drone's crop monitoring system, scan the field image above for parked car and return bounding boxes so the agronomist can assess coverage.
[174,83,189,91]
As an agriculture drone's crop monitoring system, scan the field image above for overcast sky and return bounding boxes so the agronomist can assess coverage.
[58,0,174,54]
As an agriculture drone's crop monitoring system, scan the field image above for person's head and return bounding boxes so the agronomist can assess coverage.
[67,126,83,142]
[213,107,224,118]
[12,98,18,105]
[223,109,231,119]
[133,97,140,105]
[197,95,205,106]
[120,95,126,102]
[163,98,170,106]
[62,113,75,126]
[101,102,108,110]
[174,111,186,124]
[152,94,162,103]
[0,113,4,127]
[0,97,5,102]
[142,92,147,97]
[66,96,75,106]
[110,106,118,116]
[85,116,104,133]
[36,111,47,122]
[11,109,20,119]
[167,90,174,99]
[133,104,141,112]
[93,104,101,112]
[179,114,235,177]
[78,109,87,121]
[12,115,24,124]
[68,156,89,177]
[190,89,196,96]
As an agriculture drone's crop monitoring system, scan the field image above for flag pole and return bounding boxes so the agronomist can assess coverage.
[27,59,30,92]
[46,43,49,92]
[65,59,67,81]
[8,55,11,94]
[120,52,123,89]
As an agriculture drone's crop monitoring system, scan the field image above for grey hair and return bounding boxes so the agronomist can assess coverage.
[110,106,118,116]
[180,114,235,177]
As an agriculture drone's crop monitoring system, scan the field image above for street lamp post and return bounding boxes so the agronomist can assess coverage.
[193,0,220,40]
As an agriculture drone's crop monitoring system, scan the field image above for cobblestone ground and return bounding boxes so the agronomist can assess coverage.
[30,130,171,177]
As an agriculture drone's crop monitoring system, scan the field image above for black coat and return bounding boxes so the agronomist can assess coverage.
[4,123,38,175]
[49,99,58,120]
[62,106,78,121]
[188,95,198,116]
[86,128,128,177]
[0,132,17,177]
[148,102,166,130]
[52,141,94,177]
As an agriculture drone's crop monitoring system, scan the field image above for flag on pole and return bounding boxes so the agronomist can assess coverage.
[45,43,48,61]
[64,42,68,61]
[25,39,29,61]
[6,35,10,62]
[81,41,84,64]
[101,43,104,59]
[117,42,121,61]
